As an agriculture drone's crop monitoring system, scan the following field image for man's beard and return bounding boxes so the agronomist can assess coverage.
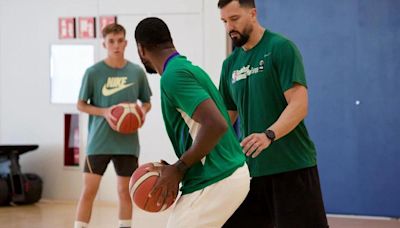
[229,26,252,47]
[230,31,249,47]
[140,57,157,74]
[144,64,157,74]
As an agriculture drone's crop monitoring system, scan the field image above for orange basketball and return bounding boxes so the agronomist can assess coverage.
[111,103,144,134]
[129,162,178,213]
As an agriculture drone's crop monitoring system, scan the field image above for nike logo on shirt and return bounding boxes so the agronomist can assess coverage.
[102,77,134,96]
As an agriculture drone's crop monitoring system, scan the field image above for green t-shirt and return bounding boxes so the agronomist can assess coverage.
[219,30,317,177]
[79,61,152,156]
[161,55,246,195]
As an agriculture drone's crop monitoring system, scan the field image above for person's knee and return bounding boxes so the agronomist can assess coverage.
[81,185,99,201]
[117,186,130,199]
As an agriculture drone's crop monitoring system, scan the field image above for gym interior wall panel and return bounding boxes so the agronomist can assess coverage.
[0,1,3,141]
[256,0,400,217]
[98,0,202,16]
[0,0,98,201]
[203,0,227,86]
[350,0,400,216]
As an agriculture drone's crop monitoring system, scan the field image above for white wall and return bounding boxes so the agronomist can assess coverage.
[0,0,100,201]
[0,0,2,136]
[0,0,226,204]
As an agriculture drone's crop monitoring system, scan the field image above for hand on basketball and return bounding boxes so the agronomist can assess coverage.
[103,105,118,131]
[147,162,181,208]
[241,133,271,158]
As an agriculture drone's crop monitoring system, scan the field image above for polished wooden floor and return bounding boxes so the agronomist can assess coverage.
[0,200,399,228]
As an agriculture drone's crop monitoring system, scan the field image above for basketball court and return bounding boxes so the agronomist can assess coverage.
[1,201,399,228]
[0,0,399,227]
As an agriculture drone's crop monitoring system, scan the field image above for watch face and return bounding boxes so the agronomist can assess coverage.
[266,130,275,140]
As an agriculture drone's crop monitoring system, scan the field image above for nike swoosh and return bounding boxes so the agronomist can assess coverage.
[102,83,134,96]
[264,52,271,57]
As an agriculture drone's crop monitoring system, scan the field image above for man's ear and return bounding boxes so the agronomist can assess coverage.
[102,41,106,49]
[250,8,257,20]
[137,43,145,56]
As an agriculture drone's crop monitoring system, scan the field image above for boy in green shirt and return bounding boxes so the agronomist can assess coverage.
[75,23,152,228]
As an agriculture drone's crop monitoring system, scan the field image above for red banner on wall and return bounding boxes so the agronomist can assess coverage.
[99,16,117,35]
[58,17,75,39]
[78,17,96,39]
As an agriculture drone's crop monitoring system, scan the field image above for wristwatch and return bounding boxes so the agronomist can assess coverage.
[264,129,276,144]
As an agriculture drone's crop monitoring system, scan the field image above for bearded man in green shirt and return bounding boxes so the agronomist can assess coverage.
[218,0,329,227]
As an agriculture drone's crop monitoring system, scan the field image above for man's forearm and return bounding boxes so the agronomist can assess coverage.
[179,122,227,168]
[268,99,307,141]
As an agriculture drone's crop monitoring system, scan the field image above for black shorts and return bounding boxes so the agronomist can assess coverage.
[83,155,138,177]
[223,166,329,228]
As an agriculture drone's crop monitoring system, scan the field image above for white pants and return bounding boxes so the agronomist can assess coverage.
[167,164,250,228]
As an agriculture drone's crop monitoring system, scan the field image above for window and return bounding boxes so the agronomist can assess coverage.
[50,44,94,104]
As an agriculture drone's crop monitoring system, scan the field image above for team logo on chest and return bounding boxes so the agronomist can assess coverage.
[102,76,134,96]
[259,60,264,71]
[232,59,265,84]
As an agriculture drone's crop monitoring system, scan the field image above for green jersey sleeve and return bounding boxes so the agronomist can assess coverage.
[219,60,237,111]
[273,40,307,92]
[162,69,210,117]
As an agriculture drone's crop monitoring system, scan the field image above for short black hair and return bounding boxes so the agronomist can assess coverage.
[135,17,174,50]
[218,0,256,9]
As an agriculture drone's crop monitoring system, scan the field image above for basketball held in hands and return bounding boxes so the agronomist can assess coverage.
[111,103,144,134]
[129,162,178,212]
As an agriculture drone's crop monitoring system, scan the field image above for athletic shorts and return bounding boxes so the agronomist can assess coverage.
[223,166,329,228]
[83,155,138,177]
[167,164,250,228]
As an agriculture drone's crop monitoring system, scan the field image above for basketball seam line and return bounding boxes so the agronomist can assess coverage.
[117,104,142,131]
[130,171,159,196]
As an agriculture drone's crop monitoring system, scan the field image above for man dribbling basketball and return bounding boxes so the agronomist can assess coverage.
[134,17,250,228]
[75,23,152,228]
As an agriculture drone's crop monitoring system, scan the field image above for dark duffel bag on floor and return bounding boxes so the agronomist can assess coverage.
[0,175,10,206]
